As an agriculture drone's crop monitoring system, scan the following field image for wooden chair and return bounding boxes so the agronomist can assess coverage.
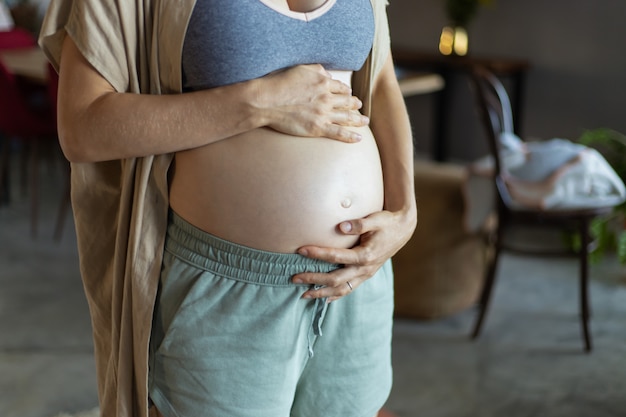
[0,59,63,237]
[468,66,615,352]
[0,27,36,50]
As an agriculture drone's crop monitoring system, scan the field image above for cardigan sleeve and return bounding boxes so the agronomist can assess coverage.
[371,0,391,83]
[38,3,164,417]
[353,0,391,117]
[39,0,135,93]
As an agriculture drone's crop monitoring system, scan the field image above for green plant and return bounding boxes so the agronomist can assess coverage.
[444,0,494,26]
[576,128,626,264]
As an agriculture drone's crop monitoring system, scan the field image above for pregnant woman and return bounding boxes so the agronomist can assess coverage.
[40,0,416,416]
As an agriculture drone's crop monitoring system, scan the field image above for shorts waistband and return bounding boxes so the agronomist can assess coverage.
[165,210,338,286]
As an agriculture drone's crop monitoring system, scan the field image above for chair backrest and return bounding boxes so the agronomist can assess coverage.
[0,58,28,133]
[0,27,36,50]
[469,66,517,173]
[0,59,54,137]
[469,66,518,206]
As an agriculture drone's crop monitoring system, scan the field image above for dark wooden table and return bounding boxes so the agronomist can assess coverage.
[392,48,530,161]
[0,46,48,84]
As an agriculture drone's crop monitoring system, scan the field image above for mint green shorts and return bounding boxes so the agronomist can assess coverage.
[149,211,394,417]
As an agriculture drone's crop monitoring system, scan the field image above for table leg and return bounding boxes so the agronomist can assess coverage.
[433,70,451,162]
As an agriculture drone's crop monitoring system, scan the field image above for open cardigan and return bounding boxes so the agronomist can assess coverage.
[39,1,391,416]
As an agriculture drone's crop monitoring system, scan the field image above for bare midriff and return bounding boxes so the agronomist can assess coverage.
[168,71,384,253]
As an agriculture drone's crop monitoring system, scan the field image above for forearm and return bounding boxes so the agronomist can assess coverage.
[59,83,263,162]
[58,36,268,162]
[57,36,363,163]
[370,55,417,221]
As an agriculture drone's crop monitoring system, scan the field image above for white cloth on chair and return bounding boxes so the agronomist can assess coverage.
[464,132,626,231]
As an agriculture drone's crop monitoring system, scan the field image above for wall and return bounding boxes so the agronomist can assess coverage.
[388,0,626,161]
[20,0,626,161]
[5,0,48,34]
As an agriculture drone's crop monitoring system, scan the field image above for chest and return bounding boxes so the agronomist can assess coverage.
[182,0,375,90]
[265,0,328,12]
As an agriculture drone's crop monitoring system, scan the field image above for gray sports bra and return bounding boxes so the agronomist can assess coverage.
[182,0,375,90]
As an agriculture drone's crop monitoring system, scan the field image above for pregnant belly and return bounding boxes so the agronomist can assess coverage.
[169,126,384,253]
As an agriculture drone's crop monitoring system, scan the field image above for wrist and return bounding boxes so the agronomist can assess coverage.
[386,199,418,228]
[244,77,272,129]
[399,204,418,227]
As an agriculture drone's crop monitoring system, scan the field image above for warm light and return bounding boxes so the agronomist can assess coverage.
[439,26,454,55]
[453,26,468,56]
[439,26,469,56]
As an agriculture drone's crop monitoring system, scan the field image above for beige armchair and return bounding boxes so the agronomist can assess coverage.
[392,160,490,320]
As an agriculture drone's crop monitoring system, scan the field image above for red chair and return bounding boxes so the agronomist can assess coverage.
[0,27,36,50]
[0,58,61,237]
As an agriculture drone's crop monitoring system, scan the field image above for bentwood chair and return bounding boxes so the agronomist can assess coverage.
[468,66,616,352]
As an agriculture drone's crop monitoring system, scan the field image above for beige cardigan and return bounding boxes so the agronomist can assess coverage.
[39,1,391,416]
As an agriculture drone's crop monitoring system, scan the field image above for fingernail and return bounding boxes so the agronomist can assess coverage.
[292,278,303,284]
[340,222,352,232]
[302,293,313,299]
[298,249,308,256]
[361,115,369,124]
[352,133,362,142]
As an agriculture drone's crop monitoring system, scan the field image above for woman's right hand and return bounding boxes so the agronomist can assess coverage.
[255,64,370,143]
[57,35,367,163]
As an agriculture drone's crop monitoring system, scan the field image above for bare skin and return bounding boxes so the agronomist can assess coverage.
[58,36,415,302]
[254,0,416,302]
[169,67,384,252]
[57,38,367,162]
[294,55,417,302]
[282,0,328,12]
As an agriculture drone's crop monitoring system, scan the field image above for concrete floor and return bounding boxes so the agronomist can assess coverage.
[0,147,98,417]
[2,147,626,417]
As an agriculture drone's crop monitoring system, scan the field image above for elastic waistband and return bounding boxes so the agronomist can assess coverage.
[165,210,339,286]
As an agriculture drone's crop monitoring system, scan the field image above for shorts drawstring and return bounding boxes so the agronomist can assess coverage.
[307,285,328,357]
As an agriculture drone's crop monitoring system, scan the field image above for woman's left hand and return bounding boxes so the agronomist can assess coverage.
[293,53,417,301]
[292,208,417,301]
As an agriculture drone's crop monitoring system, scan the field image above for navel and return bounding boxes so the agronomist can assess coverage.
[340,197,352,209]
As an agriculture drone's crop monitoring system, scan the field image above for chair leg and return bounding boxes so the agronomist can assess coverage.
[13,139,45,231]
[579,218,592,353]
[53,161,71,241]
[0,137,9,205]
[471,240,502,339]
[20,140,28,197]
[29,139,40,238]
